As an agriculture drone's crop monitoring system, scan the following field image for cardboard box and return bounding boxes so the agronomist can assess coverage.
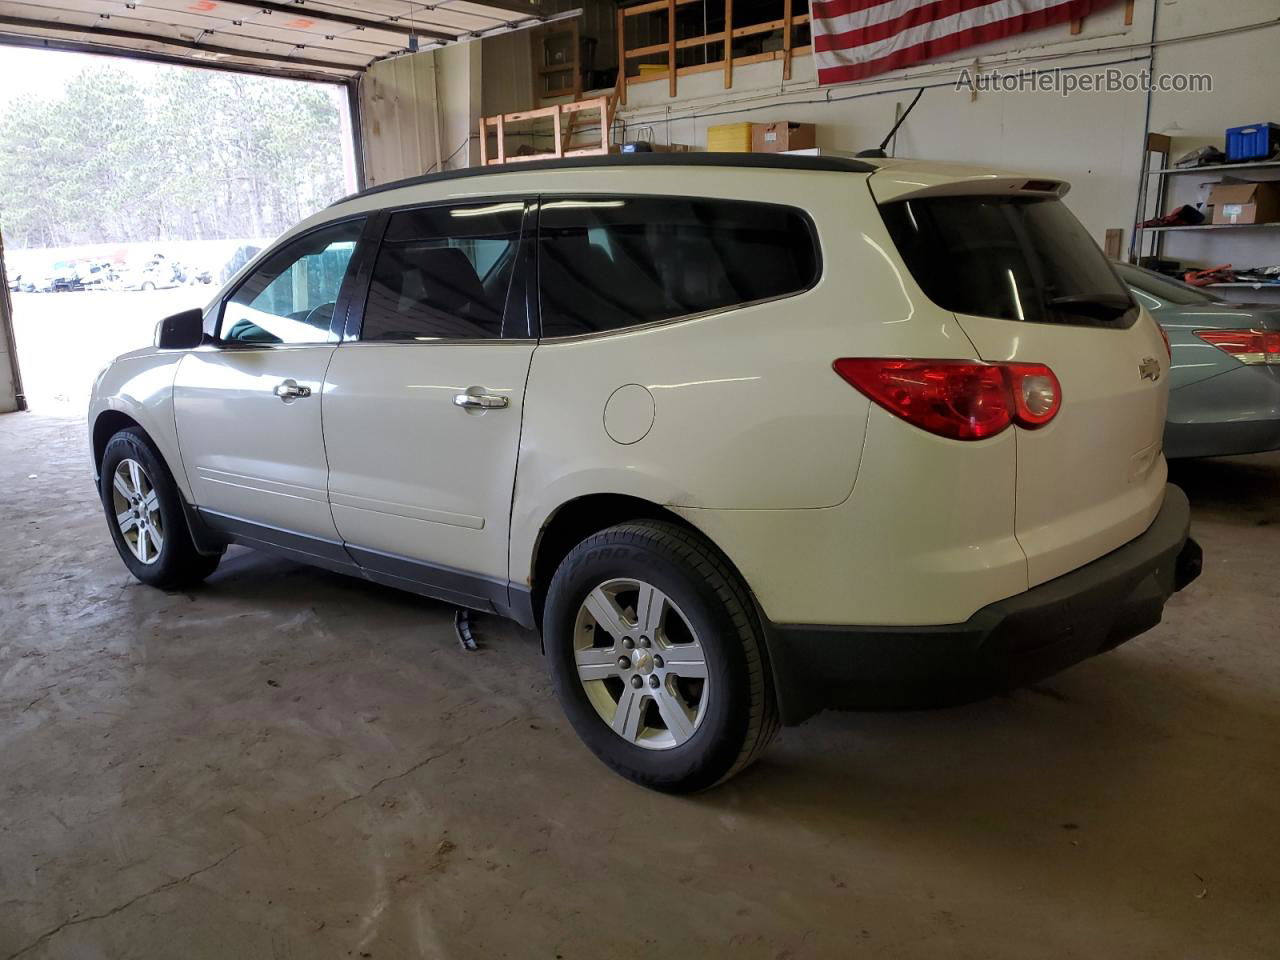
[707,122,752,152]
[751,122,816,154]
[1209,181,1280,225]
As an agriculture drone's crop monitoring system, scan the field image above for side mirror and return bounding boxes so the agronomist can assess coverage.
[155,308,206,349]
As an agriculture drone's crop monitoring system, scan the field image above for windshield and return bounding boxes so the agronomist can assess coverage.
[881,195,1138,329]
[1113,262,1225,307]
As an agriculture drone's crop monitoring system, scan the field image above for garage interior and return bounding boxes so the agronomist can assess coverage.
[2,1,1280,957]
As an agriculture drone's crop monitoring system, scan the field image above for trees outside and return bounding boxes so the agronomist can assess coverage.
[0,63,347,249]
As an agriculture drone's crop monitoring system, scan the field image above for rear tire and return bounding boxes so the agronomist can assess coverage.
[99,427,221,589]
[544,520,779,792]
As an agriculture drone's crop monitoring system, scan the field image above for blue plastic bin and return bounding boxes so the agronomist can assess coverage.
[1225,123,1280,163]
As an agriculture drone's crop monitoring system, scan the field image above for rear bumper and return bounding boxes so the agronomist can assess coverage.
[764,484,1200,724]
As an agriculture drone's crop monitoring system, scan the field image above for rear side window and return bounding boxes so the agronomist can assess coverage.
[881,196,1138,328]
[361,201,526,341]
[538,196,819,338]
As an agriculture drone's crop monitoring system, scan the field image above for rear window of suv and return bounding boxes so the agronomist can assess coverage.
[880,195,1138,329]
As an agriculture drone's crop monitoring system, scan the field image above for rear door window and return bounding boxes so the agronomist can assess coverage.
[537,196,819,338]
[880,196,1138,329]
[359,200,529,341]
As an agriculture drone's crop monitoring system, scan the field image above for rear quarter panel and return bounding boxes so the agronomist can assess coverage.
[508,169,980,589]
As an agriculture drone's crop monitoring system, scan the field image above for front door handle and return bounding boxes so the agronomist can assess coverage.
[274,379,312,401]
[453,391,509,410]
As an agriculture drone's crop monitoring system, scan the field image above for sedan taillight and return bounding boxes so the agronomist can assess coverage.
[832,358,1061,441]
[1195,329,1280,365]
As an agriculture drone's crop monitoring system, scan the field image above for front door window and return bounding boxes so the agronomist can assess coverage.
[221,219,364,345]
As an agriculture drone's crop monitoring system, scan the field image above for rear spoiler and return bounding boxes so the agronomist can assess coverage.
[869,171,1069,204]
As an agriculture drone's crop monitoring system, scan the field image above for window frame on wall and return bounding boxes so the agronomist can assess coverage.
[214,215,371,348]
[533,193,823,342]
[342,198,538,345]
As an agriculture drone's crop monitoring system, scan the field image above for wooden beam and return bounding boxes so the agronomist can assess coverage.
[627,42,669,58]
[624,0,700,17]
[659,15,808,52]
[1070,17,1083,34]
[724,0,736,88]
[1124,0,1134,25]
[571,18,582,100]
[496,114,506,165]
[561,97,604,114]
[624,46,813,86]
[667,0,677,98]
[503,104,562,122]
[529,25,541,107]
[617,4,627,106]
[599,94,609,154]
[782,0,793,82]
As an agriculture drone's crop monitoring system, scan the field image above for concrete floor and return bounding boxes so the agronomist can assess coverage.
[2,411,1278,960]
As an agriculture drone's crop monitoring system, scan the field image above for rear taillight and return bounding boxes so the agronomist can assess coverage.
[1195,329,1280,365]
[1158,324,1172,360]
[832,358,1061,441]
[1007,363,1062,427]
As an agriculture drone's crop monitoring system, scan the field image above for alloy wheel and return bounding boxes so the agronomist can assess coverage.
[111,458,163,565]
[573,578,709,750]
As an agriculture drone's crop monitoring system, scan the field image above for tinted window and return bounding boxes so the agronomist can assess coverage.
[1113,262,1224,307]
[223,219,363,344]
[538,196,818,337]
[361,201,527,341]
[881,196,1138,328]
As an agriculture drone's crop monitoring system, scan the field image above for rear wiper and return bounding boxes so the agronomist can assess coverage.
[1047,293,1133,319]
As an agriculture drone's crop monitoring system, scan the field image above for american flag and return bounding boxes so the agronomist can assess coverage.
[812,0,1119,86]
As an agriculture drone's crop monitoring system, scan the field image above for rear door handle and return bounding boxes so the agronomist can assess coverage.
[453,392,509,410]
[274,379,312,401]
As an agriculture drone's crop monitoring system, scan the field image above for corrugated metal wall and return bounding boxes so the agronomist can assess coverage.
[359,53,440,187]
[358,44,482,186]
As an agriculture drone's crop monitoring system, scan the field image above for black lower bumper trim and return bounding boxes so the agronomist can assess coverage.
[765,485,1200,724]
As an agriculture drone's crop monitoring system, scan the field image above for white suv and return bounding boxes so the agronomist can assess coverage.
[89,154,1202,791]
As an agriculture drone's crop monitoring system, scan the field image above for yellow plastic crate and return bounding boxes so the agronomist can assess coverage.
[707,122,752,152]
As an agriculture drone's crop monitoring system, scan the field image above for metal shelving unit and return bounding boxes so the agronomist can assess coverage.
[1134,138,1280,300]
[1143,222,1280,233]
[1150,160,1280,176]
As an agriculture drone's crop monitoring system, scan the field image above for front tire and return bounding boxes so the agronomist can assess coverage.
[544,520,778,792]
[99,427,221,588]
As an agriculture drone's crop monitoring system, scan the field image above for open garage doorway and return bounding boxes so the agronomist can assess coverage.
[0,47,359,412]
